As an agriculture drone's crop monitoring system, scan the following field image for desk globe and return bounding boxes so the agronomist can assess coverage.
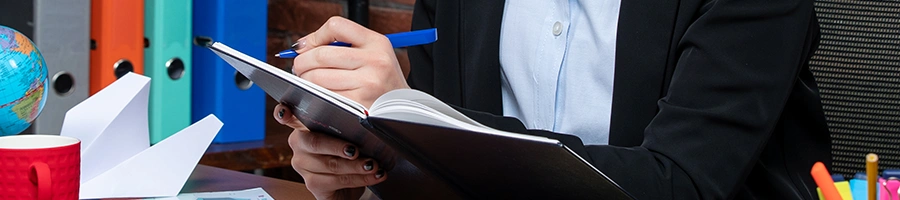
[0,25,48,136]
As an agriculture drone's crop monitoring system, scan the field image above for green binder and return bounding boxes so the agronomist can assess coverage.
[145,0,192,144]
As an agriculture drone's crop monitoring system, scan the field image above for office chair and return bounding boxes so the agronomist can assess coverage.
[810,0,900,177]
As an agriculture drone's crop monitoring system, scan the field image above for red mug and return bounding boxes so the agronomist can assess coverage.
[0,135,81,200]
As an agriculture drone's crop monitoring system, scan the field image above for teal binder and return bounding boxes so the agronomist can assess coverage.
[145,0,192,144]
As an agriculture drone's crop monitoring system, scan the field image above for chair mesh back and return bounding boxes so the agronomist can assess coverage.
[810,0,900,177]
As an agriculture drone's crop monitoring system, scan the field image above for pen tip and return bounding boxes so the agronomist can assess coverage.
[274,54,281,57]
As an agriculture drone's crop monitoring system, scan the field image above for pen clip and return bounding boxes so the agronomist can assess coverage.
[330,41,352,47]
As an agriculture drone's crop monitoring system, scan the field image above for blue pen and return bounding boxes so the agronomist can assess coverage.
[274,28,438,58]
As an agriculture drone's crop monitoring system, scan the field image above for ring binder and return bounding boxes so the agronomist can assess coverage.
[90,0,144,95]
[191,0,267,143]
[145,0,193,144]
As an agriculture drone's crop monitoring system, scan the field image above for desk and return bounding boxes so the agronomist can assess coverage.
[199,130,293,171]
[183,164,315,199]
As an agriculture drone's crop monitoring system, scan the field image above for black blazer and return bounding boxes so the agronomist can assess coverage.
[406,0,832,199]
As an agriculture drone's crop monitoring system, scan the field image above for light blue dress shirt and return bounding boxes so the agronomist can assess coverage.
[499,0,621,145]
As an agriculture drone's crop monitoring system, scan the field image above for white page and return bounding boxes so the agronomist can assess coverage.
[150,187,274,200]
[370,89,555,143]
[371,89,487,127]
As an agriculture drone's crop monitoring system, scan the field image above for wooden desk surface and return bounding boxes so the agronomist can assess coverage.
[200,130,294,171]
[183,164,315,199]
[199,99,296,171]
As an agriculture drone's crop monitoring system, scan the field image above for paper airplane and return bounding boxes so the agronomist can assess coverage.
[60,73,224,199]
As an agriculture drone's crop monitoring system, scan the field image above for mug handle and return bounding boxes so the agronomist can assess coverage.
[30,162,52,200]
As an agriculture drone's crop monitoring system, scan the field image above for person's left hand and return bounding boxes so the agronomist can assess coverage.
[291,16,409,108]
[274,104,385,200]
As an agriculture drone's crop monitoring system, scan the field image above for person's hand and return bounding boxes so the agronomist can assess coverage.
[291,16,409,108]
[273,104,387,200]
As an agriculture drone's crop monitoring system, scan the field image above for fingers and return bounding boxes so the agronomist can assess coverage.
[296,154,380,175]
[286,129,387,195]
[297,68,385,108]
[280,17,397,200]
[298,68,363,92]
[289,128,359,160]
[273,104,307,130]
[301,171,387,193]
[292,46,368,75]
[295,17,389,54]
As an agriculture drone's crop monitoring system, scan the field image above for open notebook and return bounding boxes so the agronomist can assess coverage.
[207,42,633,199]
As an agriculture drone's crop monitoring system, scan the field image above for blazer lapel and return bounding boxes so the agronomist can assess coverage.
[609,0,680,146]
[450,0,681,145]
[458,0,506,115]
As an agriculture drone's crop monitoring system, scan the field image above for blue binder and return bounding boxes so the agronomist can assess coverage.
[192,0,266,143]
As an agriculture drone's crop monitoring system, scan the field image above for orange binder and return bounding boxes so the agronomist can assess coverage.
[90,0,145,95]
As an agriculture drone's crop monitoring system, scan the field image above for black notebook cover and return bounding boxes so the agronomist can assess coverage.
[364,117,634,199]
[209,42,633,199]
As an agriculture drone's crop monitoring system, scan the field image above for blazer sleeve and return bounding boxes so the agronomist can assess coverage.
[412,0,820,199]
[406,0,435,94]
[582,0,820,199]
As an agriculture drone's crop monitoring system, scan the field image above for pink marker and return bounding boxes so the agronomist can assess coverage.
[880,178,899,200]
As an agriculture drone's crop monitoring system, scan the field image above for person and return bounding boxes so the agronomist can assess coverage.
[272,0,832,199]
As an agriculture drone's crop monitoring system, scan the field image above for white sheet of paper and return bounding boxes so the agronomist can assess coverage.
[78,115,223,199]
[150,187,274,200]
[61,72,151,184]
[59,73,225,199]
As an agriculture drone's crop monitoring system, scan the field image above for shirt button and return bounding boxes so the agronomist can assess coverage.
[552,21,563,36]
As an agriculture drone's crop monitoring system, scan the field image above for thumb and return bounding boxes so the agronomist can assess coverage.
[274,104,308,131]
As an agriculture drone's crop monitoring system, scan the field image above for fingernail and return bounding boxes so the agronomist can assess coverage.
[278,109,285,119]
[363,160,374,171]
[344,146,357,157]
[375,169,384,179]
[294,39,306,50]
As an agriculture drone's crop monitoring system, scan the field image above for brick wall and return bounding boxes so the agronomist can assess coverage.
[266,0,415,72]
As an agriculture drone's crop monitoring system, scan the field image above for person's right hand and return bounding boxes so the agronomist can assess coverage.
[273,104,387,200]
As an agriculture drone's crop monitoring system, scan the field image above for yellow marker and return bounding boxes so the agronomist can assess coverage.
[866,153,878,200]
[817,181,854,200]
